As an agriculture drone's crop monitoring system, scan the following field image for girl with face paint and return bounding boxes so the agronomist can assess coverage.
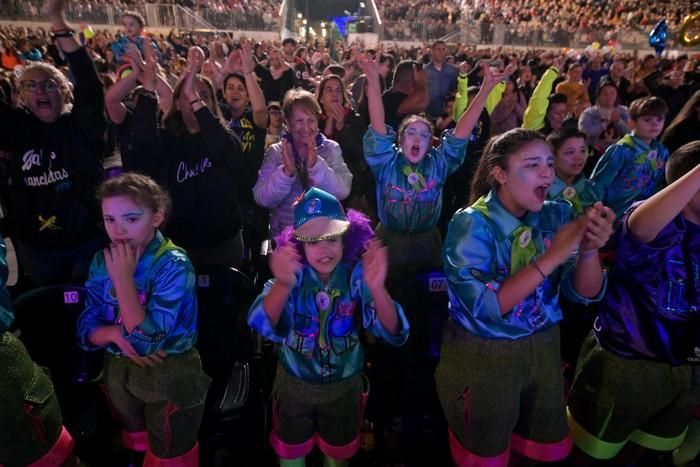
[359,54,514,462]
[78,173,210,466]
[248,187,409,467]
[360,53,510,290]
[437,128,614,466]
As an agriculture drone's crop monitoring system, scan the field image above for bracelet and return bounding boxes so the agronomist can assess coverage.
[577,249,599,260]
[531,257,546,281]
[50,29,75,39]
[190,98,204,106]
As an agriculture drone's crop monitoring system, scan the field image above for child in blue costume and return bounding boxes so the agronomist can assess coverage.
[546,127,601,381]
[591,96,670,219]
[360,55,513,288]
[0,236,78,467]
[437,128,615,466]
[248,187,409,467]
[77,173,210,466]
[361,52,514,464]
[568,142,700,466]
[547,127,599,216]
[111,11,161,74]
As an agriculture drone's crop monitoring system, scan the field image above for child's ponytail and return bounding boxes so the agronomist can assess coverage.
[469,128,545,204]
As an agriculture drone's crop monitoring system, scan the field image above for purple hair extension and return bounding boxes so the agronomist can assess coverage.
[274,209,374,266]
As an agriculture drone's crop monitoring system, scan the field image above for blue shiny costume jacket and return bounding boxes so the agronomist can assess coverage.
[443,191,606,340]
[595,206,700,365]
[248,262,409,383]
[0,238,12,334]
[77,232,198,356]
[548,175,599,216]
[363,125,468,233]
[591,133,669,218]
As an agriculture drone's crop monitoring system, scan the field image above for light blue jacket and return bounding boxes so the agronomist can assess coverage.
[248,262,409,383]
[548,175,599,216]
[591,133,669,218]
[443,191,606,340]
[77,232,198,356]
[363,125,468,233]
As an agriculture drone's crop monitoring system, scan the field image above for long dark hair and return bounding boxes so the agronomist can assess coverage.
[163,74,223,137]
[316,74,351,111]
[663,89,700,137]
[469,128,545,204]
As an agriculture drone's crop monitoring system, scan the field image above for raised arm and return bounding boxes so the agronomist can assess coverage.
[126,52,163,175]
[104,48,141,124]
[46,0,80,53]
[396,65,428,115]
[143,38,173,115]
[628,162,700,243]
[453,63,514,140]
[184,46,241,169]
[357,53,386,135]
[240,42,268,129]
[522,60,562,130]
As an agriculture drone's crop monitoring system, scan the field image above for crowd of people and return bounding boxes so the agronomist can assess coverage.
[1,0,700,466]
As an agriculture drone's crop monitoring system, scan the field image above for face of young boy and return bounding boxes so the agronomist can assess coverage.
[633,115,665,143]
[122,16,142,40]
[401,121,432,165]
[495,140,554,217]
[303,237,343,282]
[554,137,588,182]
[102,196,163,250]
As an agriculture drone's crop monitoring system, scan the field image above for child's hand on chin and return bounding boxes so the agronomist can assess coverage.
[104,242,143,284]
[271,244,302,287]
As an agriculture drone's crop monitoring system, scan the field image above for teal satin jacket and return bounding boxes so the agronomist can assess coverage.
[77,232,198,356]
[591,133,669,218]
[443,191,606,340]
[547,175,599,216]
[0,238,12,334]
[248,262,409,383]
[363,125,468,233]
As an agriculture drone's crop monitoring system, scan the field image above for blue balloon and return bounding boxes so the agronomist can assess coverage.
[648,18,667,56]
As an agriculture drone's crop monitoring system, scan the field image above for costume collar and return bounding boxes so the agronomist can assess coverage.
[471,190,542,240]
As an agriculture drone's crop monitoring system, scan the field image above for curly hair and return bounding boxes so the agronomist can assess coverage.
[274,209,374,267]
[97,172,172,226]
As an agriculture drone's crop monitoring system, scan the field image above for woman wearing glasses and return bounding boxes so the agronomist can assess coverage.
[0,0,106,286]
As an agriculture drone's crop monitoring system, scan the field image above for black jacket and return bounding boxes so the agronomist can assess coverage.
[0,48,105,249]
[126,96,243,249]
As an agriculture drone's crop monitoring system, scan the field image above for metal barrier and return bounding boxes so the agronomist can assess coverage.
[0,1,278,33]
[196,8,279,32]
[438,17,700,51]
[382,19,461,43]
[3,0,697,51]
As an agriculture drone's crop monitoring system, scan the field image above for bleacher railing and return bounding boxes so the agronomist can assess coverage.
[381,19,462,43]
[195,8,279,33]
[435,17,700,51]
[0,1,278,33]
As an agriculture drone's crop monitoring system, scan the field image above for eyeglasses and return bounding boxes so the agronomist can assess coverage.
[20,79,60,94]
